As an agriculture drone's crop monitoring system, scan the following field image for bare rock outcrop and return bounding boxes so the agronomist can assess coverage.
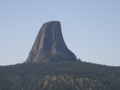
[26,21,77,63]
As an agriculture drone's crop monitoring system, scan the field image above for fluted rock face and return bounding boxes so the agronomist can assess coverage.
[26,21,77,63]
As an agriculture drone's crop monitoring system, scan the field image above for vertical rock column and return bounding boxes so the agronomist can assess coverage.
[26,21,77,63]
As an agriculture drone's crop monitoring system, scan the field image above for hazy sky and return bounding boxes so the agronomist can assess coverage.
[0,0,120,66]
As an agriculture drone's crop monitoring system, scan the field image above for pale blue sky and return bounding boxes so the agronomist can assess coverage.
[0,0,120,66]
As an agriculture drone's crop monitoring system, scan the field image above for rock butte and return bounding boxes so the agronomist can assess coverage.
[26,21,77,63]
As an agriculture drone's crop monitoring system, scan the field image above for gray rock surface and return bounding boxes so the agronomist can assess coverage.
[26,21,77,63]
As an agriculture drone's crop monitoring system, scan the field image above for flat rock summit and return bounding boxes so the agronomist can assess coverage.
[26,21,77,63]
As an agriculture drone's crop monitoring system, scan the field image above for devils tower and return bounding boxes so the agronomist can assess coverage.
[26,21,77,63]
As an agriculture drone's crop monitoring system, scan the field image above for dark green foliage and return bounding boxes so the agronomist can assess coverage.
[0,61,120,90]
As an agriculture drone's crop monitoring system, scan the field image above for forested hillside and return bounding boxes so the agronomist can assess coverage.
[0,61,120,90]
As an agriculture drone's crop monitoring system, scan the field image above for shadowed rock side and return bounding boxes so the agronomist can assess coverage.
[26,21,77,63]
